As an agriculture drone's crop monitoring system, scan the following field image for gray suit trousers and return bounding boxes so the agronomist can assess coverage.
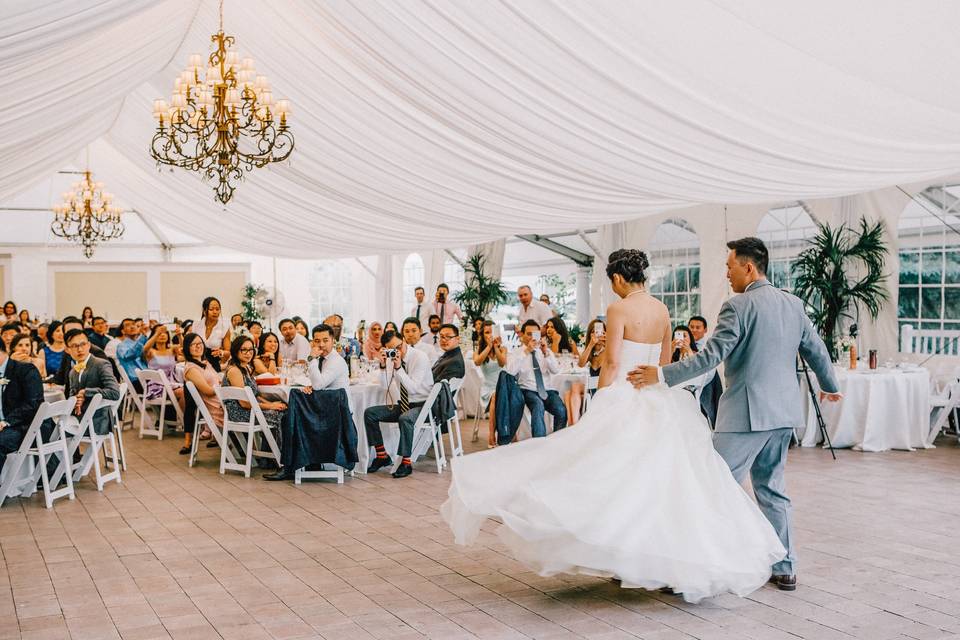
[712,428,795,576]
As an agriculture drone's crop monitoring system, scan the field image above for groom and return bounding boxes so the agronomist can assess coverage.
[629,237,841,592]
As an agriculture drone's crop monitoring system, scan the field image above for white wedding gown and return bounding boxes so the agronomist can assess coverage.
[441,341,786,603]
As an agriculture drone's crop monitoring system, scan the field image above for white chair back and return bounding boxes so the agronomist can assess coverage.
[444,378,465,458]
[111,357,144,428]
[136,369,181,439]
[214,385,280,477]
[185,380,232,468]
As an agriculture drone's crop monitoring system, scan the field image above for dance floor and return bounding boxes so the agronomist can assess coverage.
[1,424,958,640]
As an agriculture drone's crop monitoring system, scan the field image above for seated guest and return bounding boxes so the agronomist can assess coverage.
[43,320,66,375]
[569,318,606,425]
[671,324,698,362]
[143,324,185,412]
[322,314,361,358]
[18,309,31,328]
[115,318,147,393]
[230,313,244,329]
[474,321,508,447]
[304,324,349,392]
[0,341,46,474]
[222,336,287,432]
[506,320,567,438]
[2,300,17,324]
[200,297,231,371]
[254,332,282,375]
[34,323,49,353]
[364,330,433,478]
[10,333,46,378]
[63,329,121,434]
[247,321,263,350]
[544,316,580,357]
[401,317,438,363]
[433,324,465,382]
[277,318,310,364]
[471,317,485,344]
[293,317,310,338]
[384,321,399,334]
[1,322,19,353]
[54,317,119,390]
[181,333,222,453]
[419,314,441,347]
[362,322,383,360]
[80,307,94,329]
[86,316,112,351]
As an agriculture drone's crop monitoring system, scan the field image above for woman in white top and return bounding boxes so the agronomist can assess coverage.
[201,296,232,372]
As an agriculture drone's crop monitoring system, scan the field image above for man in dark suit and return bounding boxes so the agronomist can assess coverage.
[54,317,119,394]
[432,324,465,382]
[63,329,120,435]
[0,342,46,473]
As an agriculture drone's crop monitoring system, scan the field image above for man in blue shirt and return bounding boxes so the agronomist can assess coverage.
[115,318,147,393]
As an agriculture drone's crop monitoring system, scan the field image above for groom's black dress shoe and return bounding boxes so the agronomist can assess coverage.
[770,574,797,591]
[263,468,295,481]
[367,456,393,473]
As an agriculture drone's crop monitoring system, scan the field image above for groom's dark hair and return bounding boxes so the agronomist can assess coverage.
[727,237,768,275]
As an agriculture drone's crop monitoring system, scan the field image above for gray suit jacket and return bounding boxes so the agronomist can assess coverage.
[69,355,121,435]
[662,280,838,433]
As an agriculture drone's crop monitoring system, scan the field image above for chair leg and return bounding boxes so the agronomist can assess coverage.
[244,431,254,478]
[189,423,201,468]
[38,451,52,509]
[219,428,229,475]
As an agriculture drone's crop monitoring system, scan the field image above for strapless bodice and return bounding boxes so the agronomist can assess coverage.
[618,340,662,371]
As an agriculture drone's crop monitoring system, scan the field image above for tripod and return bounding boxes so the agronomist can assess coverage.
[798,356,836,460]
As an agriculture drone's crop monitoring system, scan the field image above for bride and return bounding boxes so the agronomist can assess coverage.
[441,249,786,603]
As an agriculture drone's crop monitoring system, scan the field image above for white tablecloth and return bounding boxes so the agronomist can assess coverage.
[800,366,932,452]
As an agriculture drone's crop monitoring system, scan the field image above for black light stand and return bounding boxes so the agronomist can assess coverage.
[798,355,836,460]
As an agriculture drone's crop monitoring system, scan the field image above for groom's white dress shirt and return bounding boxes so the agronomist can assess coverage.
[506,347,560,392]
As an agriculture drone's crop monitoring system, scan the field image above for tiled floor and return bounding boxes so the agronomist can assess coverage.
[1,422,959,640]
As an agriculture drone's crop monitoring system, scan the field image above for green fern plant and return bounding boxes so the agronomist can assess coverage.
[453,253,510,322]
[791,217,889,358]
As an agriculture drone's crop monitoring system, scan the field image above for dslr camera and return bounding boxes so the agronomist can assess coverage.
[384,348,399,359]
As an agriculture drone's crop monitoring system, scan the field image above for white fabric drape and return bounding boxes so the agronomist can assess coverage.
[3,1,960,257]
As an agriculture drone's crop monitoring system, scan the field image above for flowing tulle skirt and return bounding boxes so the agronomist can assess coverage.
[441,382,786,603]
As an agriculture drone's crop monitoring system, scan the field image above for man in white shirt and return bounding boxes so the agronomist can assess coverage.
[403,317,439,364]
[304,323,349,392]
[364,329,434,478]
[431,283,463,325]
[517,285,553,333]
[506,320,567,437]
[277,318,310,364]
[410,287,432,330]
[419,314,442,348]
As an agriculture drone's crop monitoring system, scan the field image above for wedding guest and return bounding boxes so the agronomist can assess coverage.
[433,324,465,382]
[410,286,431,329]
[18,309,31,328]
[116,318,147,393]
[36,323,48,346]
[87,316,112,350]
[43,320,66,375]
[254,332,282,375]
[420,314,441,347]
[80,306,94,328]
[431,283,463,325]
[247,321,263,349]
[517,286,553,332]
[544,316,580,357]
[474,320,507,447]
[471,318,484,343]
[2,301,17,323]
[579,318,607,383]
[671,325,698,362]
[0,341,46,474]
[10,333,46,378]
[384,321,399,334]
[304,324,349,392]
[402,317,438,363]
[293,317,310,338]
[1,322,19,353]
[143,324,185,412]
[688,315,708,350]
[506,320,567,437]
[322,314,361,357]
[222,336,287,448]
[364,330,433,478]
[181,333,221,453]
[362,322,384,360]
[53,317,118,393]
[63,328,120,433]
[200,296,231,371]
[230,313,244,329]
[278,318,310,364]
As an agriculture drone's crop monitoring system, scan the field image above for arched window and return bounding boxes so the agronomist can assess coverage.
[402,253,425,313]
[308,260,353,328]
[897,186,960,342]
[443,257,465,297]
[648,218,700,325]
[756,203,819,291]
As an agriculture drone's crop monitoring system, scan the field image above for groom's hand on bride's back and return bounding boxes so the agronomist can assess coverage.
[627,365,659,388]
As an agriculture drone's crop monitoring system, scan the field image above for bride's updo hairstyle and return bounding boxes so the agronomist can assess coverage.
[605,249,649,284]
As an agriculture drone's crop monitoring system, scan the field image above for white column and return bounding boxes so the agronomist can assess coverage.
[576,266,591,326]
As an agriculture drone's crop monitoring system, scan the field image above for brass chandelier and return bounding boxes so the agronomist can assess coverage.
[51,170,125,259]
[150,0,293,204]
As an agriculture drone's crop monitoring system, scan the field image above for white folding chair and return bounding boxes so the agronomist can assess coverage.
[112,358,143,430]
[0,398,78,509]
[136,369,182,440]
[59,394,122,491]
[445,378,465,458]
[393,382,447,473]
[928,380,960,445]
[185,381,237,468]
[215,386,281,477]
[105,383,128,472]
[581,375,599,414]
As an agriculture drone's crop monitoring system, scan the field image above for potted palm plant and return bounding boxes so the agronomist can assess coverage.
[454,252,510,322]
[791,217,889,359]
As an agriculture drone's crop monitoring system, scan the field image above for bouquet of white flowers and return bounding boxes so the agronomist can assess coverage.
[838,336,857,352]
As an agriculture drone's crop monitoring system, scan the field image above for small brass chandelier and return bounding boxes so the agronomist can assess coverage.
[150,0,293,204]
[51,170,125,259]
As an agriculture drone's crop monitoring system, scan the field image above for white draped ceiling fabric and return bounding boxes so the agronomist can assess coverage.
[3,0,960,258]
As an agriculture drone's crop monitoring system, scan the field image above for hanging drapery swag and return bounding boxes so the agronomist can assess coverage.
[150,0,293,204]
